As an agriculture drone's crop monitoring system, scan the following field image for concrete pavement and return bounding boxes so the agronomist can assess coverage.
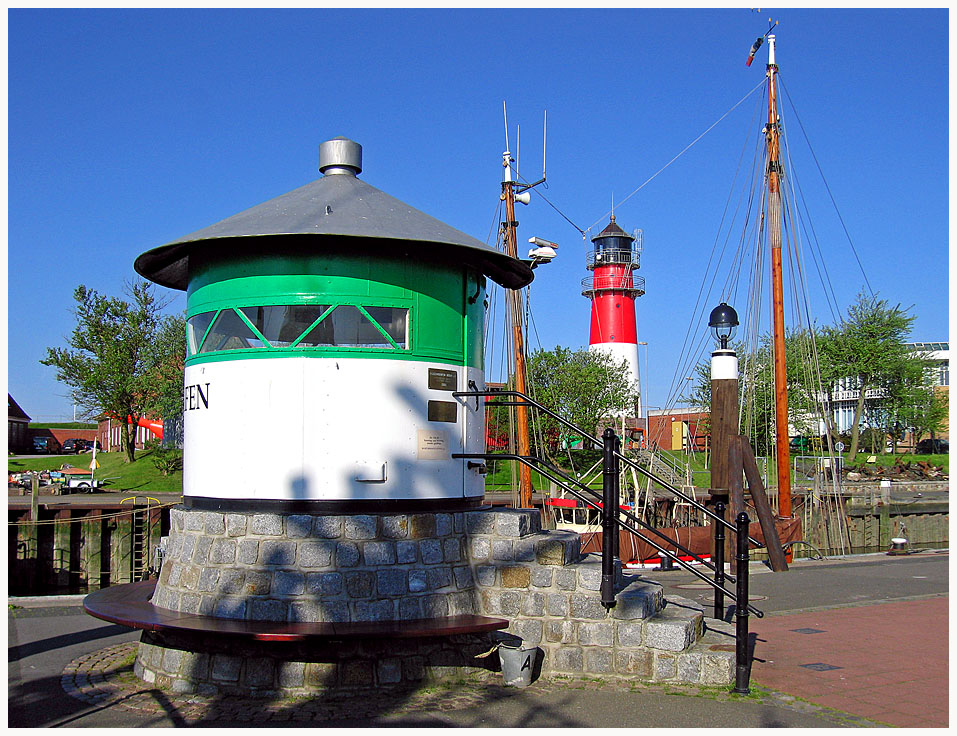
[8,552,948,728]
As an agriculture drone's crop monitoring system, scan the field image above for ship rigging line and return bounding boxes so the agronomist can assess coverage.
[586,77,767,235]
[778,76,874,299]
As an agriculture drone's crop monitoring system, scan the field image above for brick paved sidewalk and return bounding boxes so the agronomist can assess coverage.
[750,596,948,728]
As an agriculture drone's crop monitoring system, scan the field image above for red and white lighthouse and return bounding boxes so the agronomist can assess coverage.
[582,216,645,415]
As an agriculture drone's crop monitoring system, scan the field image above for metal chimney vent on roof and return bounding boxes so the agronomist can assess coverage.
[319,137,362,176]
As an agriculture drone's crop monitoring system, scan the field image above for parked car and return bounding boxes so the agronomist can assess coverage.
[915,438,949,455]
[62,438,87,454]
[31,436,60,454]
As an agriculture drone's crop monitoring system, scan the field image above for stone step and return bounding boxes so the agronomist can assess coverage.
[637,595,704,652]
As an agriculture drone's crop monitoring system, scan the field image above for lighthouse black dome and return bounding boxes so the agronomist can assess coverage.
[134,137,534,291]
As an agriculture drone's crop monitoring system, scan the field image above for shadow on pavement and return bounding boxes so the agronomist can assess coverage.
[8,623,132,663]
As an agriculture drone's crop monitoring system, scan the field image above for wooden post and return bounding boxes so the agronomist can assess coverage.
[738,435,789,572]
[710,348,739,567]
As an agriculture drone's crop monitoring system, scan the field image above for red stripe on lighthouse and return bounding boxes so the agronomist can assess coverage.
[588,264,638,344]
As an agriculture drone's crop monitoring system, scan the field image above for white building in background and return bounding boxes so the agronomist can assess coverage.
[826,342,949,436]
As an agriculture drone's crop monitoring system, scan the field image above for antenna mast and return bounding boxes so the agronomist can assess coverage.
[499,104,548,509]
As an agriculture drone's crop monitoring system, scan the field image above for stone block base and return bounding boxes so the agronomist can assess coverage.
[133,629,499,697]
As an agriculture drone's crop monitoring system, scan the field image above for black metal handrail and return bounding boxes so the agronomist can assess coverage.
[454,449,764,619]
[453,389,760,545]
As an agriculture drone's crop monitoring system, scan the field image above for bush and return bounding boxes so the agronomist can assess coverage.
[145,439,182,476]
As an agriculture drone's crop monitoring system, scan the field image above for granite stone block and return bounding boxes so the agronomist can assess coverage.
[251,514,282,536]
[225,514,247,536]
[286,515,314,538]
[513,618,544,645]
[306,572,342,596]
[500,591,521,616]
[470,537,490,561]
[442,537,462,562]
[578,621,614,647]
[278,662,306,688]
[381,516,408,539]
[244,657,276,688]
[530,566,553,588]
[546,593,568,617]
[345,515,377,540]
[378,658,403,684]
[336,542,360,567]
[211,655,241,682]
[377,568,408,596]
[500,565,530,588]
[555,568,578,591]
[363,541,396,566]
[299,540,335,568]
[408,569,428,593]
[584,647,613,673]
[274,571,305,596]
[491,539,513,561]
[313,516,342,539]
[203,512,226,535]
[345,571,375,598]
[553,647,584,672]
[465,511,495,535]
[409,514,436,539]
[427,567,452,591]
[434,513,453,537]
[617,622,644,647]
[261,540,297,566]
[244,572,271,596]
[570,593,609,620]
[250,598,288,622]
[213,597,246,619]
[198,567,220,593]
[238,540,259,565]
[545,620,577,644]
[209,538,237,564]
[520,591,545,617]
[475,565,496,587]
[654,653,677,680]
[420,539,443,565]
[396,540,417,564]
[453,565,474,589]
[614,649,654,677]
[192,537,213,565]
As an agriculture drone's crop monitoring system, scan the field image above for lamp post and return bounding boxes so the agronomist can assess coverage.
[708,302,741,573]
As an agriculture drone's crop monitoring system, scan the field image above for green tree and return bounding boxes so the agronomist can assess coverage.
[527,346,637,462]
[41,282,185,463]
[684,329,827,457]
[818,292,917,463]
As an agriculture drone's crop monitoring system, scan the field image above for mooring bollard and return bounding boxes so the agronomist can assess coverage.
[713,500,726,620]
[601,427,619,609]
[733,510,751,694]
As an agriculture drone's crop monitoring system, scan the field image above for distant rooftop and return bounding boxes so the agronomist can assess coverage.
[906,342,948,353]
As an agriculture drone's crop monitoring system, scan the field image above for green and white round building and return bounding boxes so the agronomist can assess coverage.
[135,137,532,512]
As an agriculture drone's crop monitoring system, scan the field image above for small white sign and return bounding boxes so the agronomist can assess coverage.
[417,430,449,461]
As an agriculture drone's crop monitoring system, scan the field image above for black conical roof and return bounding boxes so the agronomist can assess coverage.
[135,162,533,290]
[592,215,631,242]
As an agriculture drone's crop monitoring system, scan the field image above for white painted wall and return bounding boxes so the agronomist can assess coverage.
[183,359,485,501]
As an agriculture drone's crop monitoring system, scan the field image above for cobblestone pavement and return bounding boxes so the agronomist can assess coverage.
[60,642,881,727]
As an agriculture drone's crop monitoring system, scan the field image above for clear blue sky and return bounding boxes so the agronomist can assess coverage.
[8,8,949,422]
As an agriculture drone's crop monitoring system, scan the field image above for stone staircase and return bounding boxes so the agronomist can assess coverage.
[466,507,735,685]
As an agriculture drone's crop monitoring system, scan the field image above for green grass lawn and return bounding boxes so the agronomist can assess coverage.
[8,449,182,494]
